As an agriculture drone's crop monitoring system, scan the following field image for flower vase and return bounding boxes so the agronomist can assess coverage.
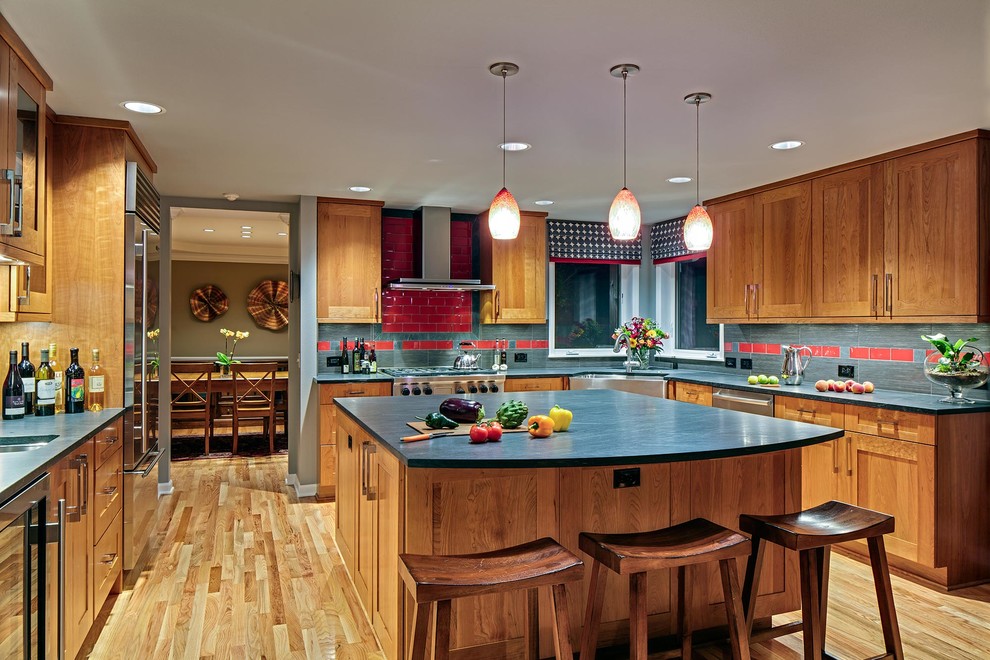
[923,348,989,403]
[631,348,651,369]
[215,361,231,376]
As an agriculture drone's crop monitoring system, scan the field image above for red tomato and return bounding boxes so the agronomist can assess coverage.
[468,424,489,444]
[485,421,503,442]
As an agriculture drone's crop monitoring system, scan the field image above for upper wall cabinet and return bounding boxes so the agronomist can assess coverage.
[707,131,989,324]
[317,197,384,323]
[478,210,548,324]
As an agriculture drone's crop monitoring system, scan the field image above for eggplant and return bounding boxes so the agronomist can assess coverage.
[439,397,485,424]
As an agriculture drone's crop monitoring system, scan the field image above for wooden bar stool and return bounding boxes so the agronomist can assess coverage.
[578,518,753,660]
[739,500,904,660]
[399,537,584,660]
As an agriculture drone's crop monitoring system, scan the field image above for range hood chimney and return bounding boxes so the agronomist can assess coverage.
[388,206,495,291]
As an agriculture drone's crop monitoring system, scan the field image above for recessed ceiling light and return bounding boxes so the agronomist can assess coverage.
[203,228,215,233]
[770,140,805,150]
[667,176,692,184]
[277,232,287,237]
[241,225,252,229]
[349,186,372,193]
[222,193,240,201]
[241,235,252,239]
[499,142,531,151]
[120,101,165,115]
[534,200,554,206]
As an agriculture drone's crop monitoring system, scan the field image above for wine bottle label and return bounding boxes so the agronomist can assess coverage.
[21,377,35,394]
[54,371,63,389]
[89,375,105,393]
[36,379,56,403]
[342,364,349,373]
[4,395,24,415]
[69,378,84,401]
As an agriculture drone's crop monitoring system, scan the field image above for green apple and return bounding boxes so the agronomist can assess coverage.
[768,375,779,385]
[757,374,769,384]
[747,375,759,385]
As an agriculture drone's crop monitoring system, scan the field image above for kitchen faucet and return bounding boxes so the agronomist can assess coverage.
[613,335,635,374]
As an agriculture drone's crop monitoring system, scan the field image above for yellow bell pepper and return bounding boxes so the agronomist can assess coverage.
[548,405,573,432]
[528,415,554,438]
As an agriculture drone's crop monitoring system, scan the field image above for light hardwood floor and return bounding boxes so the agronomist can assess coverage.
[82,455,989,659]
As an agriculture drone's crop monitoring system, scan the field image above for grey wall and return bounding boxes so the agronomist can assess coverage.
[297,196,319,489]
[171,261,288,358]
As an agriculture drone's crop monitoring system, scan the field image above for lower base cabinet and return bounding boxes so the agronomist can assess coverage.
[503,376,567,392]
[319,382,391,499]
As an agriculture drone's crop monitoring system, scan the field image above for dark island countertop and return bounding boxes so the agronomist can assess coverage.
[334,390,842,469]
[0,408,127,504]
[665,370,990,415]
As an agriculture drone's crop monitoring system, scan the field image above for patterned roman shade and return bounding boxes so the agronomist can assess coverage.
[548,220,642,264]
[650,217,706,264]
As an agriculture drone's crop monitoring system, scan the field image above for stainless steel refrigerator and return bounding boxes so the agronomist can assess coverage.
[123,161,162,572]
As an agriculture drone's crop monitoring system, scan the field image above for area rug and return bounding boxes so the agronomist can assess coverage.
[170,432,288,460]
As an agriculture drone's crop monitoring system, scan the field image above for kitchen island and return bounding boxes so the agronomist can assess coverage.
[334,390,843,659]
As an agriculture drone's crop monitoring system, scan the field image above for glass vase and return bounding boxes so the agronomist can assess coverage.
[923,348,989,403]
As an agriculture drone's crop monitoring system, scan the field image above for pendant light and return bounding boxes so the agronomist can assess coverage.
[488,62,521,240]
[608,64,641,241]
[683,92,714,250]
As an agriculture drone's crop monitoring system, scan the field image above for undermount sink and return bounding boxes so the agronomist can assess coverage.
[0,435,58,453]
[570,373,668,398]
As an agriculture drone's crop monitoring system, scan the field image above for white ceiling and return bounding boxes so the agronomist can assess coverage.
[2,1,988,222]
[171,208,288,263]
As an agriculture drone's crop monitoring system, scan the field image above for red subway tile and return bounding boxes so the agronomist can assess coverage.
[436,340,453,350]
[823,346,840,358]
[890,348,914,362]
[475,340,496,349]
[849,347,870,359]
[516,340,532,349]
[724,342,734,353]
[754,343,767,354]
[809,345,824,357]
[738,342,753,353]
[869,348,890,361]
[317,341,331,351]
[373,341,394,351]
[531,340,549,349]
[766,344,781,355]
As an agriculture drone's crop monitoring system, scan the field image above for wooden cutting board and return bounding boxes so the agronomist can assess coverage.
[405,421,529,436]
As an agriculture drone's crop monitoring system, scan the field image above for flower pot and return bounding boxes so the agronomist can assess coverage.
[215,361,231,376]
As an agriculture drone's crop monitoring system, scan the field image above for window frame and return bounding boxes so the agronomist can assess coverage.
[548,262,640,358]
[655,259,724,361]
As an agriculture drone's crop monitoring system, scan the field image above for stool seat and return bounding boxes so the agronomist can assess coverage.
[740,500,894,551]
[399,537,584,603]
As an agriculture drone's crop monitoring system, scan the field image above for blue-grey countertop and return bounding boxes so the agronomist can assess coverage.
[665,370,990,415]
[0,409,126,504]
[314,373,395,384]
[334,390,842,469]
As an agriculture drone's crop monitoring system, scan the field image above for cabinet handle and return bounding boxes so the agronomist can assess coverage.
[347,390,365,396]
[366,443,377,501]
[57,499,65,660]
[67,454,88,521]
[495,290,501,322]
[832,439,839,474]
[884,273,893,315]
[102,485,118,497]
[16,265,30,306]
[373,287,379,323]
[871,274,878,318]
[744,284,751,316]
[0,169,13,235]
[80,454,89,515]
[13,175,22,235]
[846,438,853,477]
[360,442,369,496]
[100,432,118,445]
[100,553,117,566]
[752,283,759,317]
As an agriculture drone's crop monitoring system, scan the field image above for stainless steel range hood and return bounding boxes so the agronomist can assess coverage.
[388,206,495,291]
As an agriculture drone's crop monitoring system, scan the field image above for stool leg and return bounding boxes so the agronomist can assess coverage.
[868,536,904,660]
[677,565,691,659]
[816,546,831,653]
[409,601,432,660]
[579,561,607,660]
[525,587,540,659]
[629,571,648,660]
[718,558,751,660]
[551,583,574,660]
[741,536,765,635]
[798,549,824,659]
[434,599,452,660]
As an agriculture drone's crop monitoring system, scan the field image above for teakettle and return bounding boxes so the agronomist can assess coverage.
[781,345,813,385]
[453,341,481,370]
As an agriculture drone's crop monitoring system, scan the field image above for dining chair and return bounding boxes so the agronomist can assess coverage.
[170,363,214,453]
[231,362,279,454]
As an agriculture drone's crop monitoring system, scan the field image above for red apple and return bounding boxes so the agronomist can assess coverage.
[815,379,829,392]
[863,381,875,393]
[851,382,866,394]
[833,381,847,393]
[827,379,837,391]
[845,379,856,390]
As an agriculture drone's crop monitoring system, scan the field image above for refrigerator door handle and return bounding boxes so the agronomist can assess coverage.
[140,228,150,454]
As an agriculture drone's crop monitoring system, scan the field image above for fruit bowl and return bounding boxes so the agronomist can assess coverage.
[924,348,989,403]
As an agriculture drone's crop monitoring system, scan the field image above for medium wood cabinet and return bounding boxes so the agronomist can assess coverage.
[755,182,812,318]
[671,381,713,406]
[318,381,391,499]
[316,198,384,323]
[503,375,567,392]
[707,196,758,321]
[480,210,549,324]
[63,440,94,660]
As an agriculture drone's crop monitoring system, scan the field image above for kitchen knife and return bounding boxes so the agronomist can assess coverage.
[401,431,455,443]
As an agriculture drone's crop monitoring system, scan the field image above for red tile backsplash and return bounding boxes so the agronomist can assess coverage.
[869,347,891,361]
[890,348,914,362]
[850,347,870,359]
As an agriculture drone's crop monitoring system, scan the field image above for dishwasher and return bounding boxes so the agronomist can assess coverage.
[711,387,775,416]
[569,373,667,398]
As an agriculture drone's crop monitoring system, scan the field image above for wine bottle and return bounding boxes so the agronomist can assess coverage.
[87,348,107,412]
[50,342,64,414]
[3,350,24,420]
[340,337,350,374]
[499,338,507,366]
[369,343,378,373]
[34,349,55,416]
[351,337,361,374]
[18,342,35,415]
[64,348,85,414]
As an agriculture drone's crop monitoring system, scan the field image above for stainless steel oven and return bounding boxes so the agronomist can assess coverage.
[0,473,64,659]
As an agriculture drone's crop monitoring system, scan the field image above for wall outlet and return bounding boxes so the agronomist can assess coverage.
[724,357,737,369]
[613,467,641,489]
[741,358,753,370]
[326,356,343,368]
[514,352,528,363]
[838,364,855,379]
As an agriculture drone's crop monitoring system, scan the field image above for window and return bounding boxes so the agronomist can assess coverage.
[656,257,723,360]
[549,262,638,357]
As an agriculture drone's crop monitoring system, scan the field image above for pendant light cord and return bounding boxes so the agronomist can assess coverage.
[502,68,507,188]
[622,69,628,188]
[695,96,701,205]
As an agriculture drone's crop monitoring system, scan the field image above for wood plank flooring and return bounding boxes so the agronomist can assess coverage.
[81,455,989,659]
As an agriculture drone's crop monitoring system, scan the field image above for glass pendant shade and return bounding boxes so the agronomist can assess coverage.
[684,204,714,250]
[608,187,641,240]
[488,187,521,240]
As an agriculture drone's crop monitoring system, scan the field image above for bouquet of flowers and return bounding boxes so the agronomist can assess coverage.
[613,317,669,366]
[217,328,249,367]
